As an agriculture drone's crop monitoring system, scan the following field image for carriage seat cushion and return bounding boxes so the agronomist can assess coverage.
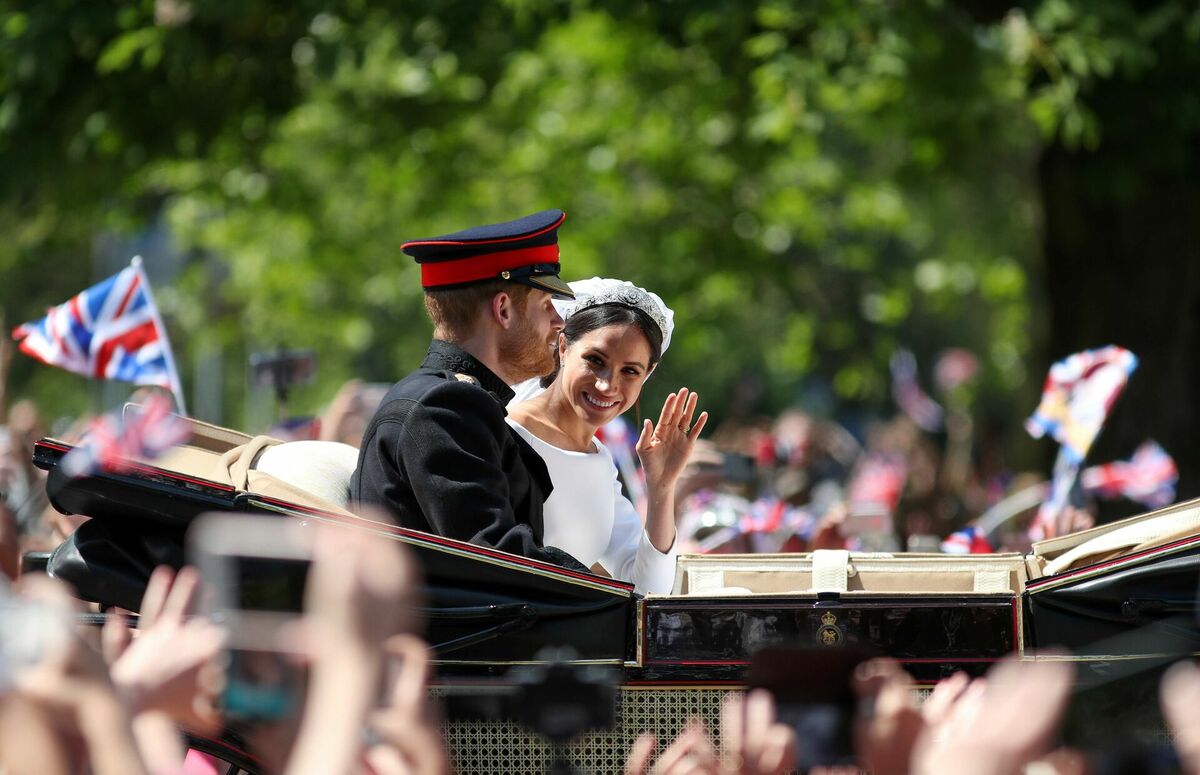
[252,440,359,510]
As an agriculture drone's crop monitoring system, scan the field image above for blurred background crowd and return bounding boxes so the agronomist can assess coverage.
[2,0,1199,504]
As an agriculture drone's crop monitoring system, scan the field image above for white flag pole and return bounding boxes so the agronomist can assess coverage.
[130,256,188,416]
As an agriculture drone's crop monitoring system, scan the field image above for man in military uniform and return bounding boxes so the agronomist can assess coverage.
[352,209,584,569]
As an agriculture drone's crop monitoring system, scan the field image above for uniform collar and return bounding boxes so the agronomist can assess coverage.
[423,340,516,405]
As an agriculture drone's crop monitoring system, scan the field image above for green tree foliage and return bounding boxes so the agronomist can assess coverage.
[2,0,1196,436]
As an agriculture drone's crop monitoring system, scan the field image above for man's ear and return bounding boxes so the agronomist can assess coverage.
[491,291,514,329]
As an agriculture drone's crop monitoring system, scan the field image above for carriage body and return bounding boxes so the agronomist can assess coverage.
[29,432,1200,771]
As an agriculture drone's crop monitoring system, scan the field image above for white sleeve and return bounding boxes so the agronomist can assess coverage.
[598,462,678,595]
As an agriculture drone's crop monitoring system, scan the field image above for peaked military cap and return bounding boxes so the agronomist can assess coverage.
[402,209,574,300]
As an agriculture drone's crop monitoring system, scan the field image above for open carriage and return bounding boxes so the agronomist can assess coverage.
[29,416,1200,772]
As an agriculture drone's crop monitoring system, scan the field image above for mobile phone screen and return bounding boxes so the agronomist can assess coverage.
[224,648,303,722]
[232,556,310,613]
[748,645,874,771]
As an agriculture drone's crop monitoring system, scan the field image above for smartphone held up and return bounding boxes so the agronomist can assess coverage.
[189,513,314,722]
[748,645,876,772]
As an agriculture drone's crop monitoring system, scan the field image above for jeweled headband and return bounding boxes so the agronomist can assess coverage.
[553,277,675,356]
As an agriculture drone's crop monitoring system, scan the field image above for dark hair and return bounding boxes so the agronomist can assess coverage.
[539,303,664,387]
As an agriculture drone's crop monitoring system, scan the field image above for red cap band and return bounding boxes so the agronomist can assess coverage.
[420,244,560,288]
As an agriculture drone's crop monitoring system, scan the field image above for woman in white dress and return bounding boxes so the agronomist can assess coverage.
[507,278,707,594]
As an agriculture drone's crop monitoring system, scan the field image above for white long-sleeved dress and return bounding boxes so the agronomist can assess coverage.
[506,418,677,595]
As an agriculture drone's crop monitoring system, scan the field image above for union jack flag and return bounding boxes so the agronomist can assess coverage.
[1026,345,1138,465]
[1082,440,1178,510]
[61,394,193,478]
[941,526,993,554]
[12,257,185,412]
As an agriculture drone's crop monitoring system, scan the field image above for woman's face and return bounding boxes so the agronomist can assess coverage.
[556,323,653,427]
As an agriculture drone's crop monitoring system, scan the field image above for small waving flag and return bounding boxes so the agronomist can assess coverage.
[890,350,944,432]
[61,394,192,478]
[12,257,186,413]
[1026,346,1138,540]
[941,526,994,554]
[1082,440,1177,510]
[1026,346,1138,464]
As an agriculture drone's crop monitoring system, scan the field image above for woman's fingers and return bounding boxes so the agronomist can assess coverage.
[676,391,696,427]
[689,412,709,442]
[637,419,653,450]
[657,391,679,431]
[658,388,702,434]
[679,391,699,427]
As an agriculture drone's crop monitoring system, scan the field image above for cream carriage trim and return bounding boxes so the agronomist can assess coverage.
[674,552,1026,596]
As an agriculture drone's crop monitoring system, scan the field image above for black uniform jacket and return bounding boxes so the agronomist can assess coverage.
[351,340,584,570]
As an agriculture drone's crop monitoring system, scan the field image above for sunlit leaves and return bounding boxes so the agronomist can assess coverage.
[4,0,1190,430]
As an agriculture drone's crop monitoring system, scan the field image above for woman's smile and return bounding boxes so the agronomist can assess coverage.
[582,391,620,410]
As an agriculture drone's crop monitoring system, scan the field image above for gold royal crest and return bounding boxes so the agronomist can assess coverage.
[816,610,842,647]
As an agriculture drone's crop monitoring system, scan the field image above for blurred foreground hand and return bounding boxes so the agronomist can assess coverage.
[912,656,1073,775]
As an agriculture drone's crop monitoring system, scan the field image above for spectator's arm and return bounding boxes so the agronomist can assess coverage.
[286,525,416,775]
[14,577,150,775]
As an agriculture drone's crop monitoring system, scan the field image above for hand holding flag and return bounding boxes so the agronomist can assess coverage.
[1026,346,1138,540]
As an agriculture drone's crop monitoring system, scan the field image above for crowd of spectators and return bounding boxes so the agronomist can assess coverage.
[4,521,1200,774]
[666,406,1092,559]
[0,377,1188,774]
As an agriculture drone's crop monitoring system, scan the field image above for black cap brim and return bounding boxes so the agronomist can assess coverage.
[516,273,575,301]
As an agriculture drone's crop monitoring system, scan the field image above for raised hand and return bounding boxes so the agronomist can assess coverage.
[635,388,710,553]
[719,690,796,775]
[625,719,719,775]
[365,634,452,775]
[852,659,925,775]
[912,656,1072,775]
[637,387,709,492]
[11,576,151,775]
[286,524,419,775]
[109,565,226,734]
